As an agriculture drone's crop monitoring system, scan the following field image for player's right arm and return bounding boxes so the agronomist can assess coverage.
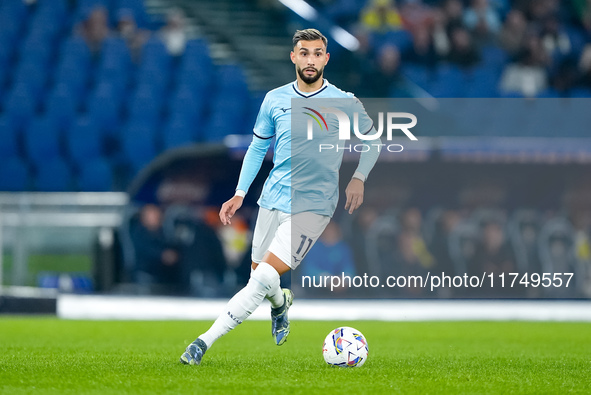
[219,94,275,225]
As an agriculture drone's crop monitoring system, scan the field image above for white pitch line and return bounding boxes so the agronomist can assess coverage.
[57,295,591,322]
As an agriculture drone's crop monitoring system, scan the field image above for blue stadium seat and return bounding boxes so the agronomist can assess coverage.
[60,36,92,67]
[13,60,49,100]
[97,40,131,87]
[127,85,163,126]
[66,117,103,167]
[0,35,14,67]
[0,0,29,22]
[401,64,432,90]
[120,121,158,174]
[114,0,148,28]
[382,30,413,53]
[326,0,366,23]
[87,89,123,136]
[176,68,212,95]
[566,26,586,55]
[0,4,25,42]
[75,0,112,23]
[213,91,248,113]
[24,115,61,165]
[369,30,413,55]
[87,81,126,127]
[217,64,248,93]
[37,0,69,20]
[169,83,199,103]
[135,68,169,96]
[140,37,171,70]
[101,35,131,58]
[19,35,53,64]
[101,37,132,68]
[28,10,62,39]
[130,83,163,105]
[54,59,90,102]
[464,66,501,98]
[498,91,525,98]
[92,81,126,107]
[0,156,29,191]
[183,39,212,61]
[95,65,130,98]
[569,88,591,98]
[204,95,248,142]
[0,65,8,97]
[3,83,38,129]
[167,108,203,130]
[45,83,78,131]
[34,157,72,192]
[167,85,206,124]
[0,115,19,158]
[429,64,466,98]
[0,22,18,47]
[77,158,113,191]
[480,45,508,70]
[162,119,196,150]
[536,88,561,99]
[181,39,214,77]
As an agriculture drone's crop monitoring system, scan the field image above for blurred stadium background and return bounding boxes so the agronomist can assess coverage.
[1,0,591,313]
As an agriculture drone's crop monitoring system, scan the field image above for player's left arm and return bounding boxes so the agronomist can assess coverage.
[345,97,382,214]
[344,135,381,214]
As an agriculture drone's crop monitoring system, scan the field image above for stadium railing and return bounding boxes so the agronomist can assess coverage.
[0,192,128,291]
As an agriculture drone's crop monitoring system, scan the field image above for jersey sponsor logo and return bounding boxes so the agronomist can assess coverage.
[280,107,291,113]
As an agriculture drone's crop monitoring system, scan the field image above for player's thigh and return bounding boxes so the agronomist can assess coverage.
[291,211,331,263]
[268,211,330,270]
[251,207,280,264]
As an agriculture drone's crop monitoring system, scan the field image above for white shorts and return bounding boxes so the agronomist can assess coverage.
[251,207,330,270]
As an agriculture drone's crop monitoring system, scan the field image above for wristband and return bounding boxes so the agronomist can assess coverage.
[352,171,366,182]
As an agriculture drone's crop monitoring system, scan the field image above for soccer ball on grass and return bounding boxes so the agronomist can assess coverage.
[322,326,368,367]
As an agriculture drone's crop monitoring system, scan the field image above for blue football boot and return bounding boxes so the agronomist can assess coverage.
[180,338,207,365]
[271,289,294,345]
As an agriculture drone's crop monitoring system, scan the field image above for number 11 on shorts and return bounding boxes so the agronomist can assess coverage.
[296,234,313,258]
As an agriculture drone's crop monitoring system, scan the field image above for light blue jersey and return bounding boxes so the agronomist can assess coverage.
[236,79,379,217]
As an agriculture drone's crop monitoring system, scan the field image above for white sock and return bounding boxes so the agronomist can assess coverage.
[199,262,279,349]
[265,281,285,309]
[253,262,284,309]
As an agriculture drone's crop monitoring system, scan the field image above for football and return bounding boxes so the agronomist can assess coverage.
[322,327,369,367]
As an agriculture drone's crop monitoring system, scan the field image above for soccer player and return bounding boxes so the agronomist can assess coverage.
[180,28,381,365]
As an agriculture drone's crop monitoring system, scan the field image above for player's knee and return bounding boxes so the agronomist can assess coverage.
[248,261,280,293]
[262,252,291,275]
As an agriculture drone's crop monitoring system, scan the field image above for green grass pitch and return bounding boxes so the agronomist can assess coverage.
[1,317,590,394]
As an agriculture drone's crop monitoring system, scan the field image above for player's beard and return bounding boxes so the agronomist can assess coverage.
[297,65,323,85]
